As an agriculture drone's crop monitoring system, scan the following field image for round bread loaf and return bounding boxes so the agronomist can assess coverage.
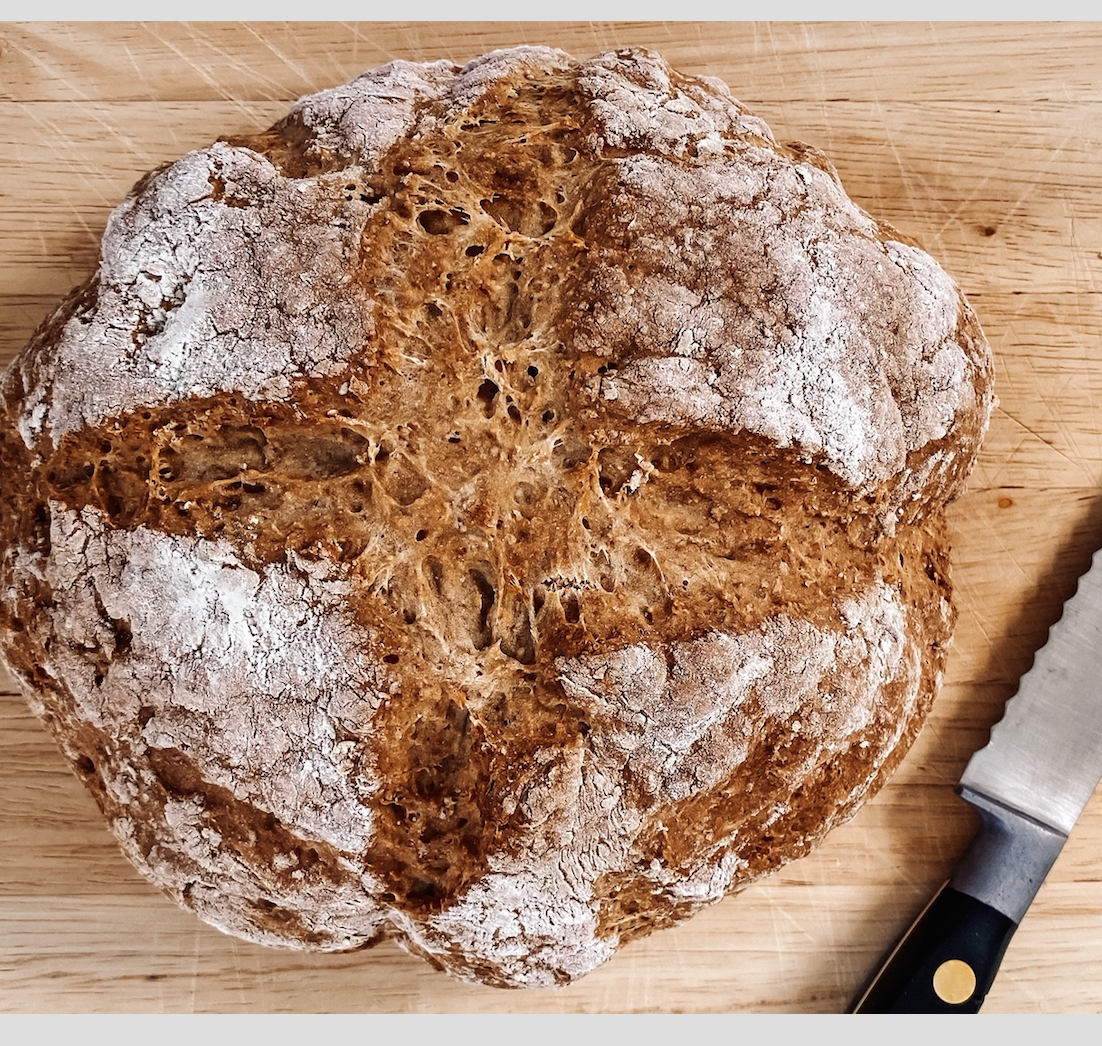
[0,47,992,987]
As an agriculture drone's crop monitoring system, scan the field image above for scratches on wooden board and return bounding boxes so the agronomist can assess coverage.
[3,20,1102,1014]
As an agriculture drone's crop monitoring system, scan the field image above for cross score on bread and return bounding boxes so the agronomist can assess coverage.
[0,47,992,988]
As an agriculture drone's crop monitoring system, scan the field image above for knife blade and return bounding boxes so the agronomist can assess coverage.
[850,543,1102,1013]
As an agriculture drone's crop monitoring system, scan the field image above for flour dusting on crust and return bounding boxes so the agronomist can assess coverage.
[17,143,377,448]
[23,505,385,853]
[579,156,978,493]
[398,582,919,986]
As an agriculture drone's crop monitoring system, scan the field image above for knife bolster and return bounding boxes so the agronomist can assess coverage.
[953,786,1067,923]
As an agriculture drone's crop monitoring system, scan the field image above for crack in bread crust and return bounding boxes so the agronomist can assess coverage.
[0,46,990,987]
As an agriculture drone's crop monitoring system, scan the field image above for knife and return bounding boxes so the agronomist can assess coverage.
[850,543,1102,1013]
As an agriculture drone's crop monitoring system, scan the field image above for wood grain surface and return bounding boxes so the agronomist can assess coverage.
[3,21,1102,1013]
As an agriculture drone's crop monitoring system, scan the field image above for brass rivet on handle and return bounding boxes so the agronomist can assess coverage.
[932,958,977,1005]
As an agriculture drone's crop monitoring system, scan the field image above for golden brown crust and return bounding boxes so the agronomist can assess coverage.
[0,46,991,987]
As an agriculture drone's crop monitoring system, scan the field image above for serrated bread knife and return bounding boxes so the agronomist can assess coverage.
[851,545,1102,1012]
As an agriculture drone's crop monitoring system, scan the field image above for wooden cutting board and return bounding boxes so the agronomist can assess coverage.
[4,21,1102,1013]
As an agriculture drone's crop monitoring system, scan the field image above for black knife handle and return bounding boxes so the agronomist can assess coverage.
[850,788,1068,1013]
[850,883,1016,1012]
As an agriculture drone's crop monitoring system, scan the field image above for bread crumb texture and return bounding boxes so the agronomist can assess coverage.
[0,47,992,987]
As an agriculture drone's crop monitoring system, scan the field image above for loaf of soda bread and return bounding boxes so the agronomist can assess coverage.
[0,46,993,987]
